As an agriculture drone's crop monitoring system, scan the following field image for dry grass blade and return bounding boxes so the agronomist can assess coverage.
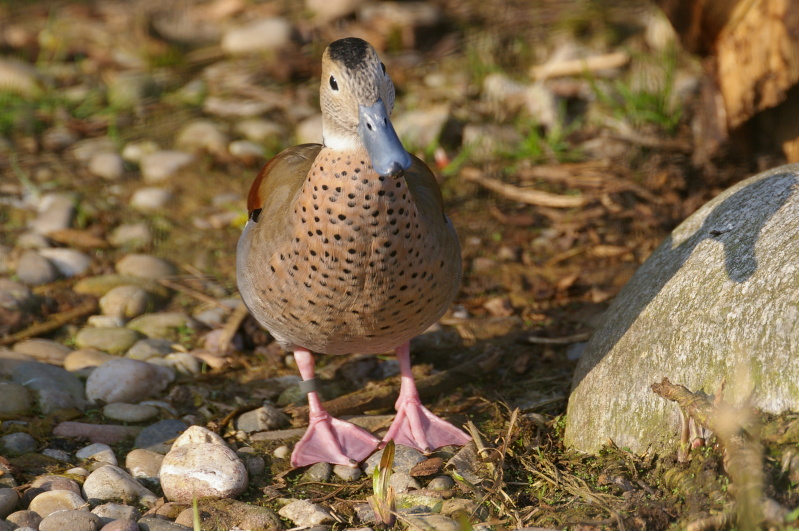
[461,168,588,208]
[367,439,396,529]
[530,51,630,80]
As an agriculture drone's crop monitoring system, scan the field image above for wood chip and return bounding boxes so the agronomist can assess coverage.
[410,457,444,477]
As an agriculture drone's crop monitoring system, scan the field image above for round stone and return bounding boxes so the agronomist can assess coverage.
[85,358,174,404]
[12,339,72,365]
[139,151,194,183]
[83,465,158,507]
[0,432,37,455]
[115,254,177,280]
[63,348,116,371]
[28,490,85,518]
[221,17,292,55]
[124,448,164,482]
[0,487,19,518]
[15,250,59,285]
[88,152,125,180]
[103,403,159,423]
[130,187,173,211]
[38,248,92,277]
[75,327,140,355]
[0,382,32,418]
[99,285,152,319]
[38,509,102,531]
[160,443,248,502]
[76,443,118,466]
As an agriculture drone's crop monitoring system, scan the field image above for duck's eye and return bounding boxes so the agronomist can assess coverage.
[329,76,338,91]
[380,62,386,75]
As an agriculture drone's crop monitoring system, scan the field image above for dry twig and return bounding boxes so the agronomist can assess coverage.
[0,298,98,346]
[462,168,588,208]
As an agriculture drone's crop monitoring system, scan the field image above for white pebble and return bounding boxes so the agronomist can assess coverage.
[140,150,194,183]
[221,17,292,55]
[76,443,118,466]
[88,152,125,180]
[130,187,172,211]
[37,248,91,277]
[85,358,174,404]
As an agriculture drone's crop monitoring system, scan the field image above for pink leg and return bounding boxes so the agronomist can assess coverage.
[291,348,380,467]
[382,342,471,453]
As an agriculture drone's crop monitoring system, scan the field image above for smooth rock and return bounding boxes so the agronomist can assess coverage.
[12,361,87,412]
[130,187,173,211]
[39,509,102,531]
[173,498,282,530]
[333,464,362,482]
[134,419,188,454]
[236,404,290,433]
[364,444,426,475]
[30,194,75,235]
[13,338,72,365]
[0,279,35,311]
[28,490,85,518]
[125,448,164,482]
[0,349,34,377]
[228,139,264,161]
[26,475,82,503]
[103,402,159,423]
[302,462,331,483]
[76,443,118,466]
[171,425,226,447]
[121,140,160,163]
[85,358,174,404]
[0,432,37,455]
[99,518,139,531]
[15,250,59,285]
[160,443,248,502]
[136,516,192,530]
[0,382,33,418]
[278,499,333,527]
[126,312,197,340]
[75,327,140,355]
[175,120,229,155]
[233,118,284,144]
[88,152,125,181]
[71,138,116,163]
[53,422,141,445]
[428,475,455,491]
[221,17,292,55]
[5,510,42,529]
[403,514,459,531]
[83,465,158,507]
[64,348,117,371]
[0,488,19,518]
[148,352,201,375]
[566,164,799,453]
[140,151,194,183]
[99,285,153,319]
[16,231,51,249]
[91,502,141,525]
[243,455,265,477]
[126,338,173,360]
[41,448,72,462]
[74,274,169,299]
[108,223,152,249]
[38,248,92,277]
[115,254,177,280]
[306,0,363,22]
[390,472,421,493]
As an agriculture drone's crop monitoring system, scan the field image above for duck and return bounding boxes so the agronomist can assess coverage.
[237,37,471,467]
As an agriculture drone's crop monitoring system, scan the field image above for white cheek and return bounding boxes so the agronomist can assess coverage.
[323,131,360,150]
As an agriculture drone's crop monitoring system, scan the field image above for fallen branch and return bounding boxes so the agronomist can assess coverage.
[462,168,588,208]
[0,298,98,346]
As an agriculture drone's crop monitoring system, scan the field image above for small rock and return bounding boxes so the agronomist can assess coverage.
[15,250,59,285]
[30,194,76,235]
[99,285,153,319]
[221,17,292,55]
[273,445,290,459]
[149,352,201,375]
[0,349,34,378]
[91,502,141,525]
[53,422,141,445]
[403,514,459,531]
[0,279,35,311]
[427,475,455,491]
[39,509,102,531]
[85,358,174,404]
[228,139,264,162]
[76,443,118,466]
[121,140,160,163]
[126,338,174,360]
[13,338,72,365]
[71,138,117,163]
[88,152,125,180]
[25,475,82,502]
[174,498,282,530]
[0,382,33,418]
[172,425,226,447]
[175,120,229,155]
[160,442,248,502]
[108,223,152,249]
[390,472,421,493]
[126,312,197,340]
[63,348,116,371]
[12,361,86,412]
[83,465,158,507]
[37,248,92,277]
[5,510,42,529]
[134,419,188,454]
[28,490,86,518]
[140,151,194,183]
[364,444,426,475]
[130,187,173,211]
[125,448,164,482]
[99,517,139,531]
[42,125,79,151]
[107,71,159,109]
[41,448,72,462]
[103,403,159,423]
[115,254,177,280]
[75,327,140,355]
[306,0,363,22]
[16,231,51,249]
[0,487,19,518]
[333,464,362,482]
[236,404,290,432]
[244,455,265,477]
[234,118,284,144]
[278,499,333,527]
[302,462,332,483]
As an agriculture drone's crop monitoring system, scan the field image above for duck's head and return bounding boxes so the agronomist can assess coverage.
[320,37,412,178]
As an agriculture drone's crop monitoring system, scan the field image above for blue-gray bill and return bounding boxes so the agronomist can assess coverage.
[358,98,412,178]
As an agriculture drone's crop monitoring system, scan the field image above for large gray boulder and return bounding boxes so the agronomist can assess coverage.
[565,164,799,453]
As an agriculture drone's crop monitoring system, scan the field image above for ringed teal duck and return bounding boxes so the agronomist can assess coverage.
[237,37,470,467]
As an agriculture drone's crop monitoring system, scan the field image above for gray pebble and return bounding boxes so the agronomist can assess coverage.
[0,279,35,311]
[83,465,158,507]
[12,361,87,412]
[134,419,188,453]
[30,193,75,235]
[5,510,42,529]
[389,471,421,493]
[140,150,194,183]
[333,464,362,482]
[99,519,139,531]
[12,338,72,365]
[39,509,102,531]
[236,404,290,433]
[0,487,19,518]
[427,475,455,491]
[52,422,141,445]
[85,358,174,404]
[41,448,72,462]
[108,223,152,249]
[103,402,159,423]
[91,502,142,524]
[28,490,86,518]
[16,249,59,285]
[403,514,459,531]
[136,516,193,530]
[115,253,177,280]
[75,327,140,355]
[38,248,92,277]
[126,312,197,340]
[302,462,332,483]
[124,448,164,482]
[126,338,173,360]
[0,349,34,378]
[76,443,118,466]
[99,285,153,319]
[364,445,426,475]
[244,455,266,477]
[130,187,173,211]
[0,432,36,455]
[0,382,32,417]
[88,152,125,180]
